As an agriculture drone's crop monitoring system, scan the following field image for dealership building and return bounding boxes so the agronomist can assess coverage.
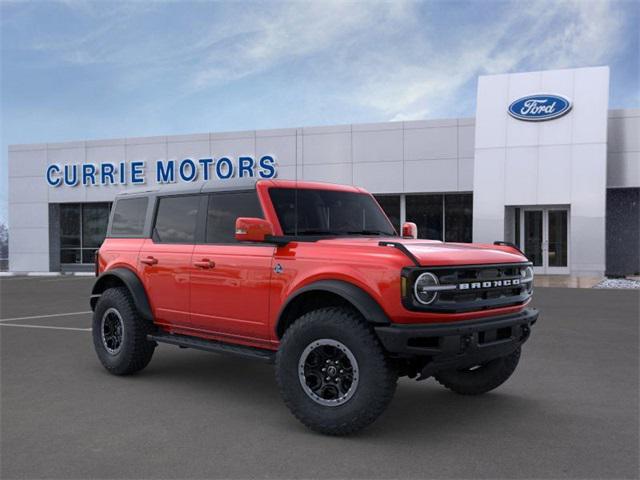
[7,66,640,276]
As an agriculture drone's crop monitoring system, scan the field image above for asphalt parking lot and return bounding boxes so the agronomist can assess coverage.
[1,276,638,479]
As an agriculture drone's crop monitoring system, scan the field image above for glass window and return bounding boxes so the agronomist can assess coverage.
[60,249,81,264]
[82,204,111,248]
[60,204,81,248]
[548,210,568,267]
[406,194,443,240]
[523,210,543,266]
[60,202,112,264]
[514,208,521,248]
[111,197,148,237]
[206,191,263,243]
[269,188,396,237]
[374,195,400,233]
[444,194,473,242]
[153,195,200,244]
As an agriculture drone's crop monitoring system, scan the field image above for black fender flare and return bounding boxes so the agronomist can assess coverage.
[90,268,153,322]
[276,280,391,338]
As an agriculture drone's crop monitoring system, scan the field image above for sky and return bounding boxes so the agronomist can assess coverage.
[1,0,638,225]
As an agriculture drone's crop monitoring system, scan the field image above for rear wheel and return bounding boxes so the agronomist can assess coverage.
[276,307,397,435]
[92,287,155,375]
[434,348,521,395]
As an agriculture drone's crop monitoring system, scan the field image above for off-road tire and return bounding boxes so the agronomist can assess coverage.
[276,307,397,436]
[92,287,155,375]
[434,348,521,395]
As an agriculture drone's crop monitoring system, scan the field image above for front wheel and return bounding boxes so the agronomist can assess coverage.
[276,307,397,436]
[434,348,521,395]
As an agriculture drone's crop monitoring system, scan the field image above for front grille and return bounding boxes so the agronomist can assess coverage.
[403,262,533,313]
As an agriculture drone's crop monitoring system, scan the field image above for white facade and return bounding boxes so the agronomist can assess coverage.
[473,66,610,276]
[7,66,640,275]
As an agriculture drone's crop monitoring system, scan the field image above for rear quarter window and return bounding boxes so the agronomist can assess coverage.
[110,197,148,237]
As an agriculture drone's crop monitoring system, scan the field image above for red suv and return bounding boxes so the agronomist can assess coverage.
[91,179,537,435]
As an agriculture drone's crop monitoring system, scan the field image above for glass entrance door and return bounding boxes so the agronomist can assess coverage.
[519,208,569,274]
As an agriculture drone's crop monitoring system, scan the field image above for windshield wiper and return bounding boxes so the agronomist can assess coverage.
[295,229,343,235]
[345,230,394,236]
[294,229,394,236]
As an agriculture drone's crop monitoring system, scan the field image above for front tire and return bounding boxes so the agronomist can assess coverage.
[92,287,155,375]
[434,348,521,395]
[276,307,397,435]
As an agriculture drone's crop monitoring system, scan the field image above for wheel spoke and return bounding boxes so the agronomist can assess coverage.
[298,339,359,407]
[101,308,124,355]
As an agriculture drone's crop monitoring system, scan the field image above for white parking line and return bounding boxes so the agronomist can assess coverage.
[0,311,92,323]
[0,323,91,332]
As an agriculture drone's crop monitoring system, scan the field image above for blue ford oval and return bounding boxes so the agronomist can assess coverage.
[508,94,572,121]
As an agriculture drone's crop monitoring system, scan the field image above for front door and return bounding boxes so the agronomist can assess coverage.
[519,207,569,274]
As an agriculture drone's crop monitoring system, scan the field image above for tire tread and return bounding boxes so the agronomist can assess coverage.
[276,306,397,436]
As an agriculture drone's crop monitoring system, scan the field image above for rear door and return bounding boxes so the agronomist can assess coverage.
[139,194,204,329]
[189,190,274,345]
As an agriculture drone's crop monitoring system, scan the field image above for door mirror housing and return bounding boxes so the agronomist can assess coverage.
[235,217,274,243]
[402,222,418,239]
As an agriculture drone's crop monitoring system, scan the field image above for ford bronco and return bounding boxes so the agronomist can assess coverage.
[91,179,537,435]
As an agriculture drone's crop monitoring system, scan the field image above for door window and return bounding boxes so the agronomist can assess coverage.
[153,195,200,244]
[206,191,263,243]
[517,207,570,274]
[523,210,543,267]
[548,210,568,267]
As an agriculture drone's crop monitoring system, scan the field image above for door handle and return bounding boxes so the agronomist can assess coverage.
[140,256,158,266]
[194,259,215,269]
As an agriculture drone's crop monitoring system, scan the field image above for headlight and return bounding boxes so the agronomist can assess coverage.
[521,266,534,291]
[414,272,440,305]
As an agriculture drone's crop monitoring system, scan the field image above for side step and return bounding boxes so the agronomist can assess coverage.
[147,332,276,363]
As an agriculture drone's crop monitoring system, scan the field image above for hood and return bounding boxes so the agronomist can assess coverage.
[315,237,527,266]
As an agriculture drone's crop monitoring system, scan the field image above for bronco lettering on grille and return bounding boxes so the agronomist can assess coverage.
[458,278,521,290]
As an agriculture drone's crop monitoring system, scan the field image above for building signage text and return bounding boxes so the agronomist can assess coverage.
[45,155,277,187]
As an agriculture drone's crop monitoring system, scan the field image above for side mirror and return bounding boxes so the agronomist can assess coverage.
[402,222,418,239]
[235,217,274,243]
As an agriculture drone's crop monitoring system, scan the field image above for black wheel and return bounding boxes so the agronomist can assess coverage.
[276,307,397,436]
[434,348,521,395]
[92,287,155,375]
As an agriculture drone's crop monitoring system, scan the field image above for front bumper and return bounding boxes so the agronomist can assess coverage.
[374,308,538,379]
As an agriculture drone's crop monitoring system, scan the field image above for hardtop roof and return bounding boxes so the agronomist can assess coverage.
[113,179,365,201]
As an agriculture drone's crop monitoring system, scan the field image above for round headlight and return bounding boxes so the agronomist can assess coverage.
[414,272,440,305]
[521,266,534,281]
[521,266,534,291]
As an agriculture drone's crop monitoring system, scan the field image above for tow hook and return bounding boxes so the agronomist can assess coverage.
[460,335,472,353]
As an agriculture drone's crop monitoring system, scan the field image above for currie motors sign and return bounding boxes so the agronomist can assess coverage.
[508,94,572,121]
[45,155,277,187]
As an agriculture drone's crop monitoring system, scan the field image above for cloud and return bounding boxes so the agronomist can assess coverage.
[3,0,631,122]
[349,0,626,121]
[189,1,414,91]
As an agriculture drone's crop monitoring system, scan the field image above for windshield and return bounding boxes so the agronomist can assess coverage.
[269,188,397,236]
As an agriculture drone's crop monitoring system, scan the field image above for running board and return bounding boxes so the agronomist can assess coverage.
[147,332,275,363]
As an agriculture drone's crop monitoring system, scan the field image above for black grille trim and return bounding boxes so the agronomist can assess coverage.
[402,262,533,313]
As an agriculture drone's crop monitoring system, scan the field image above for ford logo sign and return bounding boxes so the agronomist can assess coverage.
[508,94,572,121]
